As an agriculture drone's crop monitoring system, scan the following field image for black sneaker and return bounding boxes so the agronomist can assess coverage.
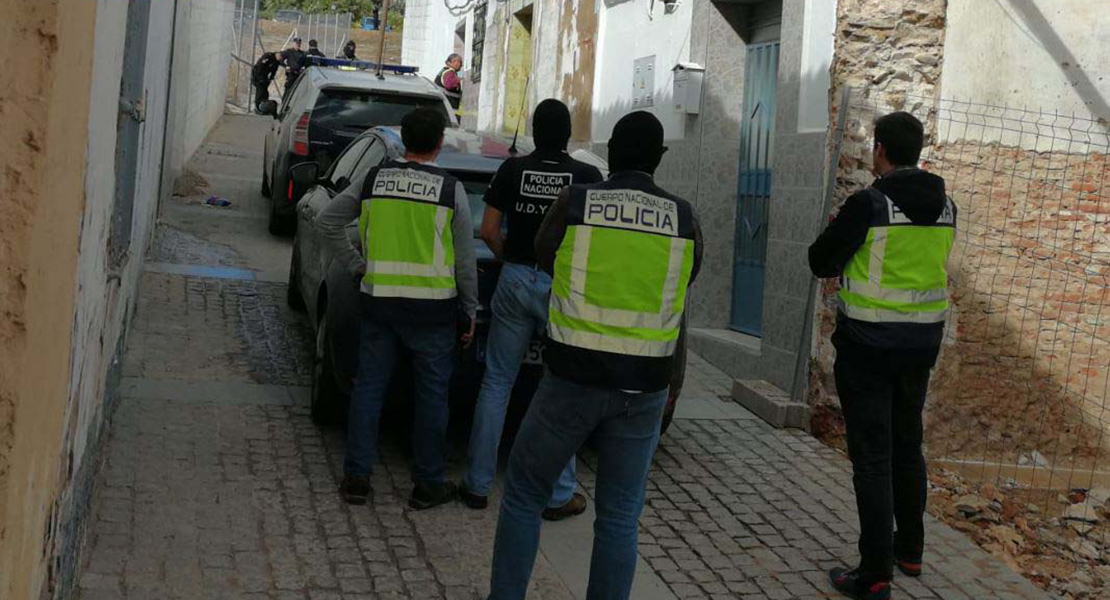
[341,475,370,505]
[829,567,891,600]
[409,481,457,510]
[542,493,588,522]
[894,555,922,578]
[457,482,488,510]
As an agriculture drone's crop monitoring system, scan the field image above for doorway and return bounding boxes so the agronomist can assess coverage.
[109,0,153,265]
[730,40,780,335]
[502,6,532,134]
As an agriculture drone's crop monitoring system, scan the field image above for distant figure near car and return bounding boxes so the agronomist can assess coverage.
[251,51,283,112]
[338,40,358,61]
[306,39,326,59]
[283,38,308,94]
[435,53,463,122]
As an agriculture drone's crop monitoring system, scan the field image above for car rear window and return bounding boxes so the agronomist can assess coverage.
[313,89,450,131]
[457,175,491,238]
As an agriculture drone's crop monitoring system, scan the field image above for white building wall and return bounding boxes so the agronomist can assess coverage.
[64,0,235,541]
[403,0,464,81]
[591,0,695,142]
[941,0,1110,147]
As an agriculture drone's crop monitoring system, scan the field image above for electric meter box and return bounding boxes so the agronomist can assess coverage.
[673,62,705,115]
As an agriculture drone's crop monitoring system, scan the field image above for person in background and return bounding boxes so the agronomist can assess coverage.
[486,111,703,600]
[250,51,283,111]
[435,53,463,123]
[306,39,326,58]
[282,38,307,95]
[458,99,603,519]
[809,112,957,600]
[339,40,358,60]
[316,107,477,511]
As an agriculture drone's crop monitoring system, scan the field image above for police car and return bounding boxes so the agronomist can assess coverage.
[259,59,455,235]
[285,127,690,438]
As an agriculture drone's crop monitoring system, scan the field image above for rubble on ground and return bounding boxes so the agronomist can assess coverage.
[929,470,1110,599]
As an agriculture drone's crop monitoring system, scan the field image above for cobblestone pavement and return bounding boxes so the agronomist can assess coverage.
[77,115,1055,600]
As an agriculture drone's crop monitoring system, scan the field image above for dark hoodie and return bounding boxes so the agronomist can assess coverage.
[808,167,954,349]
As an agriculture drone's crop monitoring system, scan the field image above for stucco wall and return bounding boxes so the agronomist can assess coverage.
[0,0,234,597]
[940,0,1110,143]
[0,1,99,598]
[592,0,694,141]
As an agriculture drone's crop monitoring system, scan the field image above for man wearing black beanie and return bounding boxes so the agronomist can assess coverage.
[459,99,603,518]
[486,110,703,600]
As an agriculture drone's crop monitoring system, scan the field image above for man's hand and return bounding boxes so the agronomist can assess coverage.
[352,264,366,285]
[460,316,476,348]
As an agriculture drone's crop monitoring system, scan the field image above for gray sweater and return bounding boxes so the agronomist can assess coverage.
[316,160,478,319]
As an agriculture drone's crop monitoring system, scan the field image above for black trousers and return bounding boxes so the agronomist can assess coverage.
[253,81,270,112]
[833,332,938,582]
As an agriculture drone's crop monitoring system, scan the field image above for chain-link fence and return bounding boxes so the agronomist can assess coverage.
[227,0,353,111]
[832,88,1110,597]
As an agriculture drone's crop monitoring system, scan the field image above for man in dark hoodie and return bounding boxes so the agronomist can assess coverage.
[459,99,603,518]
[809,112,956,600]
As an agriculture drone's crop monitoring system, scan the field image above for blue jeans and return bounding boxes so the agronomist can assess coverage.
[488,371,668,600]
[465,263,576,507]
[343,307,454,485]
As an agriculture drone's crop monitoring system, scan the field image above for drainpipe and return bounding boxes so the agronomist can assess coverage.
[156,0,182,215]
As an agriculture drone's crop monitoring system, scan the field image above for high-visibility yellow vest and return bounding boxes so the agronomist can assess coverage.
[548,181,696,359]
[839,190,957,324]
[358,162,458,301]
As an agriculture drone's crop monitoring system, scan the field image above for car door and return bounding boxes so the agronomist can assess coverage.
[298,135,374,310]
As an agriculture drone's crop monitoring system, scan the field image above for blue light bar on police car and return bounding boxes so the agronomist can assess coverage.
[309,57,419,74]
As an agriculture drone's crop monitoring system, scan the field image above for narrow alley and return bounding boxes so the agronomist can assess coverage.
[70,115,1054,600]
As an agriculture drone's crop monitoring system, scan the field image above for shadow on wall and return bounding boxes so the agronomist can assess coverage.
[997,0,1110,125]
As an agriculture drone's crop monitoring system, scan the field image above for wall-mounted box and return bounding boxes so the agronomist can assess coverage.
[632,55,656,108]
[673,62,704,115]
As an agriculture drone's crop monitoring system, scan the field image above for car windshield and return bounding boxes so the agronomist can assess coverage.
[313,89,450,130]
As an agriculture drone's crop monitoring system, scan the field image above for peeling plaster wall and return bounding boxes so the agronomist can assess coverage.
[0,1,234,597]
[0,1,98,598]
[941,0,1110,135]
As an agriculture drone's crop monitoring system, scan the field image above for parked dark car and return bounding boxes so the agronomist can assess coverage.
[259,66,455,235]
[285,127,688,437]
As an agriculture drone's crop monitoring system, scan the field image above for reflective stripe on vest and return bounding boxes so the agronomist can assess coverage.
[839,194,955,324]
[358,168,456,301]
[548,224,694,358]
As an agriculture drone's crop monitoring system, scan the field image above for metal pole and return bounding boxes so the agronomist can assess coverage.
[249,0,260,112]
[789,85,853,406]
[376,0,391,77]
[233,0,244,100]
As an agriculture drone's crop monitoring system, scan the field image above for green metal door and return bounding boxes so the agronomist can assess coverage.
[730,41,779,335]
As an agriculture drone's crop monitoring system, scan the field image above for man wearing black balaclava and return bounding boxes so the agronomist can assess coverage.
[486,110,703,600]
[458,99,603,520]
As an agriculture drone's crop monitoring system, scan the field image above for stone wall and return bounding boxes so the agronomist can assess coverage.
[810,0,949,409]
[818,0,1110,475]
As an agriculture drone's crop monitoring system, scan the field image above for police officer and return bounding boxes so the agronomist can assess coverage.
[338,40,358,60]
[282,38,308,95]
[458,99,603,519]
[809,112,956,600]
[317,107,478,510]
[306,39,326,59]
[434,53,463,122]
[486,111,702,600]
[250,51,283,111]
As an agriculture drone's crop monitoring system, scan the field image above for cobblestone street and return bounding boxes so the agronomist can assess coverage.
[75,116,1056,600]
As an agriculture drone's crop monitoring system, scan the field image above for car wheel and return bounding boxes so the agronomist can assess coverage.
[286,243,305,311]
[268,169,295,236]
[311,309,343,427]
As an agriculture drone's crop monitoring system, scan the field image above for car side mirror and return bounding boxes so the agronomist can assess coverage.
[290,162,320,187]
[258,100,279,118]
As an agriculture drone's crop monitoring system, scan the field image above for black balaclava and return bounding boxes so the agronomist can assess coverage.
[608,111,665,174]
[532,99,572,153]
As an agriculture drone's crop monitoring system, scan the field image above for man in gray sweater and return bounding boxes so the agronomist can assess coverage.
[316,107,478,509]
